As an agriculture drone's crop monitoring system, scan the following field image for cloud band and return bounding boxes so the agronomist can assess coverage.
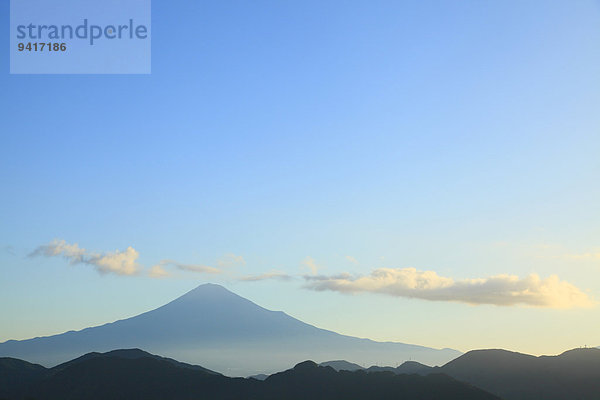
[304,267,594,309]
[30,239,140,276]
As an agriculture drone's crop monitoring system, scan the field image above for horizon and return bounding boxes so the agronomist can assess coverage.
[2,0,600,360]
[1,281,597,357]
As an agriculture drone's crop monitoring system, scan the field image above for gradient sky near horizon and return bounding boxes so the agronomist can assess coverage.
[1,0,599,356]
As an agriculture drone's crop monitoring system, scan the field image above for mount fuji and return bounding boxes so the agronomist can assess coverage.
[0,283,460,375]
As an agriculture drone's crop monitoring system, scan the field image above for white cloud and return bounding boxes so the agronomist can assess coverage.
[305,267,595,309]
[30,240,254,279]
[30,239,140,276]
[88,247,139,275]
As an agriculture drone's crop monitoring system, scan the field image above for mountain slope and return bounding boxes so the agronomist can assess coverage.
[319,360,364,371]
[0,350,500,400]
[0,283,460,375]
[438,348,600,400]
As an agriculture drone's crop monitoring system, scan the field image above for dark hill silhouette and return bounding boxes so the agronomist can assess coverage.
[0,283,459,375]
[316,348,600,400]
[0,358,46,400]
[262,360,499,400]
[50,348,219,375]
[29,353,247,400]
[438,348,600,400]
[0,350,500,400]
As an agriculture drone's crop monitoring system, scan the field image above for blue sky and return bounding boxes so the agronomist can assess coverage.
[1,0,599,355]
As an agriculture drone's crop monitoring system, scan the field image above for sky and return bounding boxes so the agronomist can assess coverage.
[1,0,599,356]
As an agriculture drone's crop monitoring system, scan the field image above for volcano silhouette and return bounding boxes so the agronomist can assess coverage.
[0,284,460,375]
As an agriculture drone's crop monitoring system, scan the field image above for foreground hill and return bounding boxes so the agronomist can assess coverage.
[320,348,600,400]
[47,348,220,375]
[0,284,459,375]
[0,358,46,400]
[262,361,499,400]
[438,348,600,400]
[0,350,499,400]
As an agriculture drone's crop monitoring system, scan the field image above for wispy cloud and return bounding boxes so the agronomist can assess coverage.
[30,239,140,276]
[499,241,600,266]
[167,260,222,274]
[302,256,320,275]
[217,253,246,268]
[31,240,249,279]
[304,267,595,309]
[149,259,221,275]
[3,245,16,256]
[345,255,359,265]
[559,252,600,262]
[149,254,246,278]
[148,264,170,278]
[238,271,292,282]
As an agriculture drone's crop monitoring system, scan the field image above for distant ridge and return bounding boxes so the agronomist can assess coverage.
[319,360,364,371]
[0,350,500,400]
[0,283,460,375]
[248,373,269,381]
[367,360,432,375]
[437,348,600,400]
[318,348,600,400]
[319,359,433,376]
[4,348,598,400]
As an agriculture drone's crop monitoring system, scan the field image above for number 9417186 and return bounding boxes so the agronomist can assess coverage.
[18,42,67,52]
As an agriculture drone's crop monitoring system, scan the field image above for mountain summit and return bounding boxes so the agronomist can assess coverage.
[0,283,460,375]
